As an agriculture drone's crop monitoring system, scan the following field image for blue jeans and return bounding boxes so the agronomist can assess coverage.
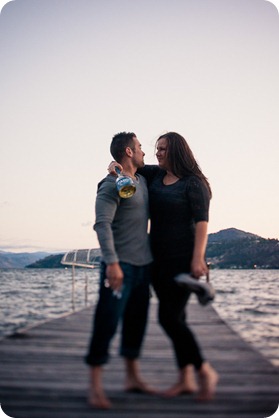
[85,262,152,366]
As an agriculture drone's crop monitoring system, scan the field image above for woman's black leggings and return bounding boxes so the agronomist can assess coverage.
[152,258,204,370]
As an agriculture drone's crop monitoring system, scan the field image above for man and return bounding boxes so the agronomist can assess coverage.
[85,132,154,409]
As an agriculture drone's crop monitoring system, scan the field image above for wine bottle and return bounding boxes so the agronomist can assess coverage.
[115,167,136,198]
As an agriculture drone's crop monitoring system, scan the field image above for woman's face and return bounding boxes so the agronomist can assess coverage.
[156,137,169,170]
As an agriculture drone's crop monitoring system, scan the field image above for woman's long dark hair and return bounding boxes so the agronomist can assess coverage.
[157,132,212,198]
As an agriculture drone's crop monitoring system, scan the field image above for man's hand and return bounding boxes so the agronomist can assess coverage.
[105,262,124,291]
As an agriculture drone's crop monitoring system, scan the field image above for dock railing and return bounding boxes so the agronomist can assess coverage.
[61,248,101,310]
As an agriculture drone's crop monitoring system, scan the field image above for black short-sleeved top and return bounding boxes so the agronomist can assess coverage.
[138,165,210,261]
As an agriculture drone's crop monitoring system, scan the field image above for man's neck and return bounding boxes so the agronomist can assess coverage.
[120,163,137,179]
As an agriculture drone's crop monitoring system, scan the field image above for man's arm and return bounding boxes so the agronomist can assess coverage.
[94,180,123,291]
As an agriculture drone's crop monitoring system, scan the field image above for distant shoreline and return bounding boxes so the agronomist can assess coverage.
[1,228,279,269]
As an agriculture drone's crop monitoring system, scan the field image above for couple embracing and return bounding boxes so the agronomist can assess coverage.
[84,131,219,409]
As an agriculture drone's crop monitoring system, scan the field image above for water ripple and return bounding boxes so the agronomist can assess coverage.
[0,268,278,367]
[211,269,279,367]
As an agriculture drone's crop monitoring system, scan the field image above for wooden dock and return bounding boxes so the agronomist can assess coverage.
[0,296,278,418]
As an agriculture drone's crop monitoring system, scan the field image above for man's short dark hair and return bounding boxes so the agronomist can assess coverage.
[110,132,136,162]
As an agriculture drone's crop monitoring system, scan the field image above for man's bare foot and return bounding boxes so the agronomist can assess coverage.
[197,362,219,401]
[162,381,198,397]
[88,366,112,409]
[88,389,112,409]
[124,358,157,394]
[125,377,158,395]
[162,365,198,397]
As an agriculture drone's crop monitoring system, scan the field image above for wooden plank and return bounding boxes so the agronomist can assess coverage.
[0,297,278,418]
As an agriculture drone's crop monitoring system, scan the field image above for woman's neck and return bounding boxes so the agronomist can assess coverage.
[163,171,180,185]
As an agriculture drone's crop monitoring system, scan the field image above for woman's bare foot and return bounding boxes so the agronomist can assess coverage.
[162,365,198,397]
[197,362,219,401]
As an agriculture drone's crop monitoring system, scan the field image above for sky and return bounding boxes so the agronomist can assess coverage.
[0,0,279,253]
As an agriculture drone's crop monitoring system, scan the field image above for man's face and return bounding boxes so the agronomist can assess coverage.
[131,137,145,168]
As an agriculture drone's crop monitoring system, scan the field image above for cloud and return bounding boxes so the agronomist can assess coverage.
[81,221,93,228]
[0,238,67,253]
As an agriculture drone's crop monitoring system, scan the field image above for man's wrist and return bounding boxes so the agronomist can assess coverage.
[107,262,119,267]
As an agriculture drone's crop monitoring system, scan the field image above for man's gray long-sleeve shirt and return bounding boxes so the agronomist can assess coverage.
[93,173,153,266]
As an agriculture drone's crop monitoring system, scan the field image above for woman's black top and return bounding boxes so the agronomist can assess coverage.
[138,165,210,261]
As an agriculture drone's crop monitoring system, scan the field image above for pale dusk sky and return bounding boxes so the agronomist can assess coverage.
[0,0,278,253]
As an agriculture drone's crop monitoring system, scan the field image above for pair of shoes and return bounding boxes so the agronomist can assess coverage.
[174,274,215,306]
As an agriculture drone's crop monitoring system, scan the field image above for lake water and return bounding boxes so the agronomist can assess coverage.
[0,268,278,367]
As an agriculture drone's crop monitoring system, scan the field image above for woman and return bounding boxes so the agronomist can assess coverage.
[109,132,219,400]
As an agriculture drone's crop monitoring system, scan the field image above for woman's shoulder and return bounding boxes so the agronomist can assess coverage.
[182,174,201,183]
[182,175,210,197]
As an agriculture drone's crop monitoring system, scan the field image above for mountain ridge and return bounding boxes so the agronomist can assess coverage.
[206,228,279,269]
[0,228,278,269]
[207,227,260,242]
[0,251,50,269]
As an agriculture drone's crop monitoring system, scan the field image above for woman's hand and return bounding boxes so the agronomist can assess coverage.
[107,161,123,176]
[191,257,208,279]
